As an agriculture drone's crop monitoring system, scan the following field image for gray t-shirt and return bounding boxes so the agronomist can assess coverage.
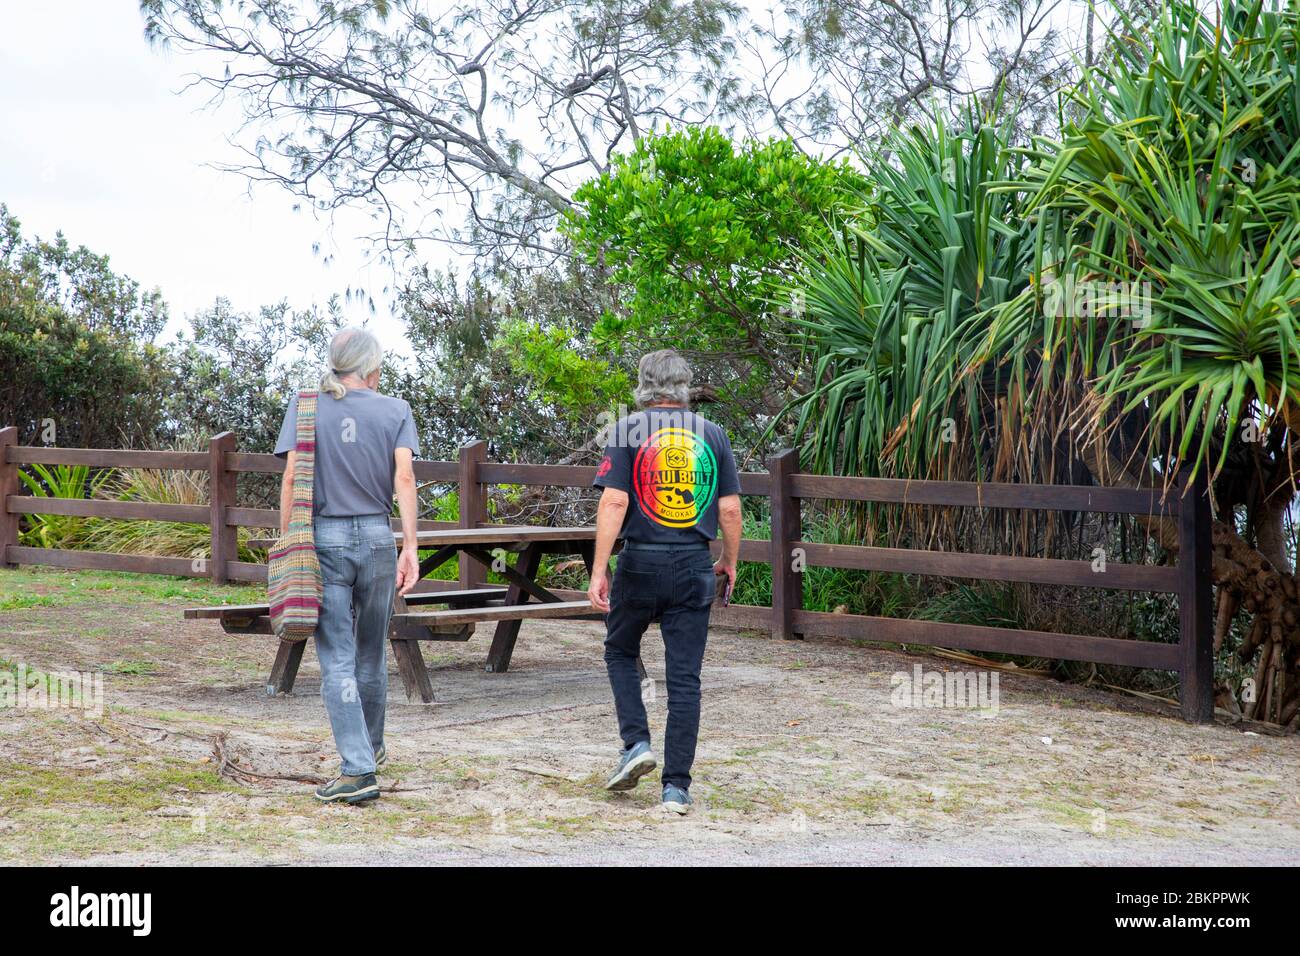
[274,388,420,517]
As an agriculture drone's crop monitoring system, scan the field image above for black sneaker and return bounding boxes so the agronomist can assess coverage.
[315,773,380,804]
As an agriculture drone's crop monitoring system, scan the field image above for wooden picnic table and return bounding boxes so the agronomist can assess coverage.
[210,525,609,703]
[387,525,605,698]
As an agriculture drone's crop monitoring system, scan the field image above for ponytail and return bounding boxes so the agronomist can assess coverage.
[320,369,347,400]
[320,327,384,400]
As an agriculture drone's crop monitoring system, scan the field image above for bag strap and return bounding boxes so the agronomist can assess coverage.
[288,391,318,528]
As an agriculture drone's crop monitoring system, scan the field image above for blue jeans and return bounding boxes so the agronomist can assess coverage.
[604,547,716,790]
[313,514,396,776]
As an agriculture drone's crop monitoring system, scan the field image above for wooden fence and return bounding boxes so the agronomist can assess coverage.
[0,426,1213,722]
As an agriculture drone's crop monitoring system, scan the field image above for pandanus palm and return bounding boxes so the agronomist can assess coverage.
[1010,0,1300,722]
[788,0,1300,725]
[789,109,1034,484]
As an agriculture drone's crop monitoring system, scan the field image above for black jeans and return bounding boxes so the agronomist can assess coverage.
[604,547,716,790]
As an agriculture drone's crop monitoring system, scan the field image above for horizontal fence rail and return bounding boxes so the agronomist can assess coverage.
[0,426,1213,721]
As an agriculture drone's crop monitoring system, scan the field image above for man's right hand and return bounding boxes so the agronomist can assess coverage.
[588,570,611,613]
[396,545,420,596]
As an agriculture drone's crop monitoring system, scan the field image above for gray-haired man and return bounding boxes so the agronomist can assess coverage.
[587,350,742,814]
[274,327,421,804]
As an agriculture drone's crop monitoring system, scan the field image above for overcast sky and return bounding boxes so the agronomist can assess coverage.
[0,0,406,343]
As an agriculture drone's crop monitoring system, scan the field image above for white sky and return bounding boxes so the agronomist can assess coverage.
[0,0,406,343]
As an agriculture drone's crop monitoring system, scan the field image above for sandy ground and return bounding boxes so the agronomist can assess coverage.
[1,569,1298,866]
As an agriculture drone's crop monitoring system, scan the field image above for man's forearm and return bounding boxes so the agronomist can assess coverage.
[592,501,626,573]
[719,503,742,566]
[396,477,418,549]
[722,515,743,567]
[278,455,295,535]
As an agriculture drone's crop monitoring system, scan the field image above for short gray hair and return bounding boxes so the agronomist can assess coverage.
[633,349,692,408]
[320,327,384,399]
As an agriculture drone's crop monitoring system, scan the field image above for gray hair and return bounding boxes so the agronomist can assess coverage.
[320,327,383,400]
[633,349,692,408]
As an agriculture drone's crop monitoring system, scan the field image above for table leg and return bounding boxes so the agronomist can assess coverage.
[266,638,305,697]
[465,546,558,604]
[486,543,543,673]
[390,638,434,703]
[389,592,434,703]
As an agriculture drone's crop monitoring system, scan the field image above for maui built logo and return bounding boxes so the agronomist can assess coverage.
[632,427,717,528]
[49,886,151,936]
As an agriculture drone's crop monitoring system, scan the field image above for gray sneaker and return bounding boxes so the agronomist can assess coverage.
[604,741,657,791]
[314,773,380,804]
[662,784,693,815]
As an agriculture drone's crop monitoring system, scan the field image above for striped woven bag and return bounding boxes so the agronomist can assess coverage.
[267,391,323,641]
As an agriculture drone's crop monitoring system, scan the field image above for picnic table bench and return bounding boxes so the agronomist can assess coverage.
[186,525,611,703]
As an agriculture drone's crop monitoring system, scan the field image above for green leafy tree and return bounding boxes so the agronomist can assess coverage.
[564,125,868,437]
[0,205,171,447]
[393,260,623,463]
[163,297,336,452]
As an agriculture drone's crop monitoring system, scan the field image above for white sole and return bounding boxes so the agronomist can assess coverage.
[315,783,380,804]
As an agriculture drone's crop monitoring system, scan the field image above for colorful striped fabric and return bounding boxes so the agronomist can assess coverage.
[268,391,322,641]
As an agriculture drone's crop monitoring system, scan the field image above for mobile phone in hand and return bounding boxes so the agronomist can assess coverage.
[715,572,733,607]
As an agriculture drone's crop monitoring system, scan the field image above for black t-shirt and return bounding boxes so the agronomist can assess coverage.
[592,407,740,543]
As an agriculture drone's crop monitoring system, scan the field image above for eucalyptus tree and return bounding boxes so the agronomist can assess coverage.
[139,0,742,265]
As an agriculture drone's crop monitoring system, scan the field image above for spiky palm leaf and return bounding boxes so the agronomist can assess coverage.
[1006,0,1300,483]
[785,108,1033,481]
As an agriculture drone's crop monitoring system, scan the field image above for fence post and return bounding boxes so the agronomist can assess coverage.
[459,440,488,588]
[208,432,238,585]
[0,427,18,568]
[1177,466,1213,723]
[767,448,803,641]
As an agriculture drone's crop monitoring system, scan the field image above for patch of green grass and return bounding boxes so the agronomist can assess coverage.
[126,707,252,728]
[1034,797,1104,828]
[696,785,768,813]
[538,771,618,802]
[101,660,158,676]
[0,567,263,610]
[838,786,890,816]
[5,759,244,813]
[524,813,609,836]
[0,593,60,610]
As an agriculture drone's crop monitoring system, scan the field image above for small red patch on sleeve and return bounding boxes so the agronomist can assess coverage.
[596,455,613,478]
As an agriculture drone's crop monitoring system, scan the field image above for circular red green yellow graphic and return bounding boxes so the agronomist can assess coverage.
[632,427,718,528]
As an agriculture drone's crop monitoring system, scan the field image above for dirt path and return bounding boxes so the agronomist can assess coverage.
[1,568,1297,865]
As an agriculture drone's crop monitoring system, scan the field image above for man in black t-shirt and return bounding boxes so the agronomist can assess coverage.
[587,350,742,815]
